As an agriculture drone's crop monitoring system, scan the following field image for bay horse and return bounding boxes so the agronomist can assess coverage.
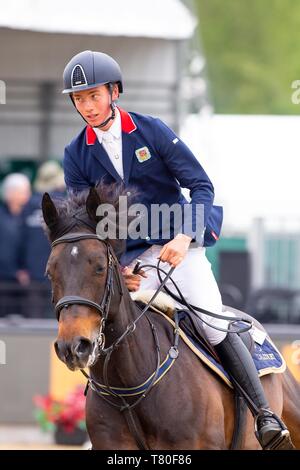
[42,186,300,450]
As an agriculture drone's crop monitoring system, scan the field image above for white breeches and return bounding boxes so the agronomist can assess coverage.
[129,245,230,346]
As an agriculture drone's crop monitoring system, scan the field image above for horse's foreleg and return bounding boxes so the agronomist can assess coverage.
[281,368,300,449]
[86,391,139,450]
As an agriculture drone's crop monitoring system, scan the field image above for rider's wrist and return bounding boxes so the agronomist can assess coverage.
[175,233,192,243]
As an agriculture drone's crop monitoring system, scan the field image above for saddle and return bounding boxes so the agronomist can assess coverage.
[131,290,286,385]
[131,290,287,450]
[131,290,254,361]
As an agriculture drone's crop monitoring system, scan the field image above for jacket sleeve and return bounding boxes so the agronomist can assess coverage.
[63,146,90,193]
[153,118,214,238]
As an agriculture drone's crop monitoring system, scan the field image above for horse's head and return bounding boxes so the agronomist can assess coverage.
[42,185,126,371]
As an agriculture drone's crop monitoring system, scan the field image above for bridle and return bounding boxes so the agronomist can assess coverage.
[50,230,179,450]
[51,232,119,352]
[51,231,179,357]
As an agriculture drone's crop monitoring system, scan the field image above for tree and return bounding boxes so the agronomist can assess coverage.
[194,0,300,114]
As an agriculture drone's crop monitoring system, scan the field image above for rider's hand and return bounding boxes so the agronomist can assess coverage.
[158,234,192,267]
[121,266,148,292]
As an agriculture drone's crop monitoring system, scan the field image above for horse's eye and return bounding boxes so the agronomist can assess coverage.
[96,266,104,274]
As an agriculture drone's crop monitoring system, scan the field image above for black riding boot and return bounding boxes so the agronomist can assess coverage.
[214,333,293,450]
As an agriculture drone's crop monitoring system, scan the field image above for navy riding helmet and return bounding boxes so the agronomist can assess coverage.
[62,50,123,127]
[62,50,123,94]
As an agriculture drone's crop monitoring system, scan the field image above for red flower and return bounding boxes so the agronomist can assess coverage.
[33,385,86,433]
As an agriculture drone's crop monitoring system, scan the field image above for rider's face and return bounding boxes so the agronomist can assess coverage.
[72,85,119,129]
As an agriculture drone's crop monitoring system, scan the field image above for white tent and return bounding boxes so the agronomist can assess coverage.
[0,0,196,161]
[0,0,196,39]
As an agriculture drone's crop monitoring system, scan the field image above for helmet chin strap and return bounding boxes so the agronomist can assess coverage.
[70,83,116,128]
[95,102,116,129]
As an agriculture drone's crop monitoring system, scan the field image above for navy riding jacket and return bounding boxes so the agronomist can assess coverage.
[63,108,223,265]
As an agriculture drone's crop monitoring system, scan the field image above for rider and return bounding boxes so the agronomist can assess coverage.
[61,50,291,450]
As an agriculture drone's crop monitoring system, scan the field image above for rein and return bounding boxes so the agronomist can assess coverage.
[136,260,253,334]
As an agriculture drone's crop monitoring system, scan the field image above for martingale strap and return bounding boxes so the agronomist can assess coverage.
[83,351,176,397]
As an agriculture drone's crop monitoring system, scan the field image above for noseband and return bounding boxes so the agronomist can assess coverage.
[51,232,119,350]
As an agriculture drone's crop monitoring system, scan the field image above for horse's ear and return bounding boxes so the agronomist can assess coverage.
[42,193,58,228]
[86,187,101,222]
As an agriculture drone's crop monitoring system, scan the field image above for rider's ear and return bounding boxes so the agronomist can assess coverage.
[86,187,101,223]
[42,193,59,228]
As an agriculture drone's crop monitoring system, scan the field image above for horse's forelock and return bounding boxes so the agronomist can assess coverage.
[44,182,134,241]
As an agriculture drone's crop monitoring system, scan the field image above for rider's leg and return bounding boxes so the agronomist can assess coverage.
[135,245,293,450]
[214,333,293,449]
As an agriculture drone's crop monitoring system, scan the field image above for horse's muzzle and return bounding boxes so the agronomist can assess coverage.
[54,336,94,370]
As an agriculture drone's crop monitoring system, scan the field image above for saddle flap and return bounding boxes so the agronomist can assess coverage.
[176,309,219,360]
[130,290,175,318]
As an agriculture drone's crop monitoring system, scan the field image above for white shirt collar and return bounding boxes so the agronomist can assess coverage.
[93,107,121,144]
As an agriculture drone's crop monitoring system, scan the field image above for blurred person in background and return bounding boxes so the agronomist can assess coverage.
[0,173,31,316]
[20,160,66,317]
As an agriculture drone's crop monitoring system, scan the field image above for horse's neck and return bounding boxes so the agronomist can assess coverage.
[108,266,141,338]
[107,287,141,344]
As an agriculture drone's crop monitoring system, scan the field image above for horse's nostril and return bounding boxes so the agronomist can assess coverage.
[54,340,63,357]
[54,340,71,361]
[74,337,93,357]
[54,341,59,354]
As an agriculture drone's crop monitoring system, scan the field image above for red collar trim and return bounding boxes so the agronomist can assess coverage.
[85,107,137,146]
[86,126,97,146]
[118,107,137,134]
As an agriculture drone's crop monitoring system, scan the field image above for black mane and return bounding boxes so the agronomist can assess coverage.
[44,182,131,242]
